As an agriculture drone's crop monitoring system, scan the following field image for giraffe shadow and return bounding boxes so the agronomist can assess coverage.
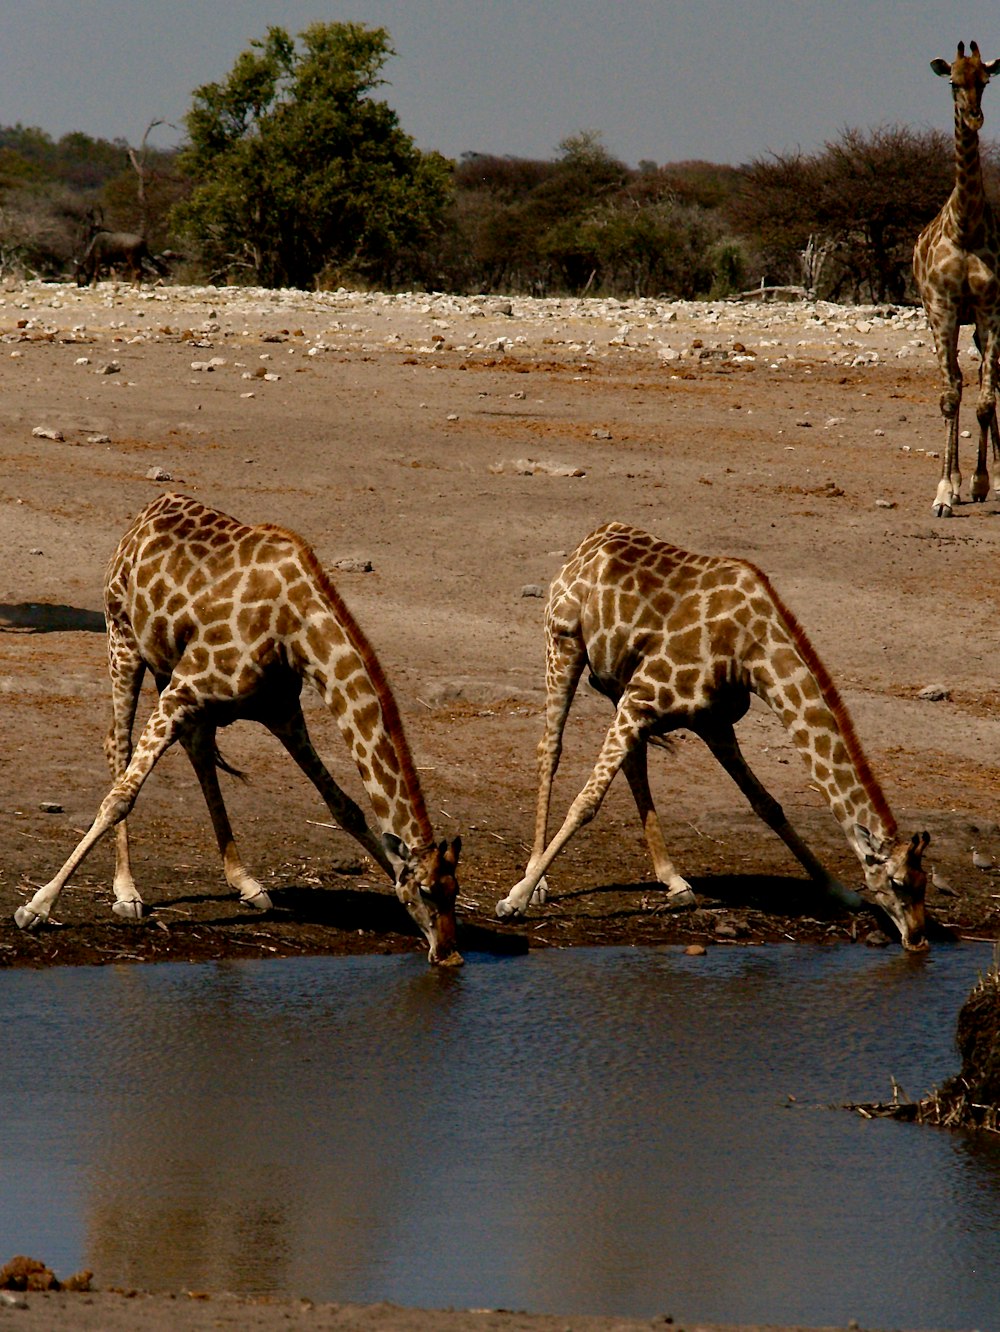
[553,873,957,941]
[0,602,105,633]
[154,883,526,955]
[273,884,527,955]
[550,873,849,921]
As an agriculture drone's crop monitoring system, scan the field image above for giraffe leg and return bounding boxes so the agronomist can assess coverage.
[16,685,200,929]
[497,701,642,919]
[929,317,962,516]
[518,623,588,908]
[180,724,271,910]
[621,744,695,907]
[265,707,394,879]
[101,619,147,917]
[971,324,1000,500]
[698,721,862,909]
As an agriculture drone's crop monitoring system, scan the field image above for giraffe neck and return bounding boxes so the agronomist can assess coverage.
[744,584,896,848]
[950,102,987,239]
[286,552,435,854]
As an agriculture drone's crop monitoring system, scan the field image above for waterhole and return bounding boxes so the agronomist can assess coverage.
[2,943,998,1328]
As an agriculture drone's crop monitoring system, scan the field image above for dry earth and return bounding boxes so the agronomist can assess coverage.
[1,278,997,1332]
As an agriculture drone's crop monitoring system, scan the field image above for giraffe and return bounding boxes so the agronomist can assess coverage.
[913,40,1000,517]
[495,523,930,951]
[15,493,463,965]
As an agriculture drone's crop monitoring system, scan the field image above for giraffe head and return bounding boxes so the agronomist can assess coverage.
[853,827,930,952]
[931,41,1000,133]
[383,833,463,965]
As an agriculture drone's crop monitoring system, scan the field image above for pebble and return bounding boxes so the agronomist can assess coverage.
[39,801,63,814]
[146,466,172,481]
[918,684,951,701]
[520,584,545,598]
[31,425,64,441]
[684,943,707,956]
[332,558,373,574]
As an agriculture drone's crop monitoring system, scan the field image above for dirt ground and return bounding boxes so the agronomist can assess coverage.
[1,278,997,1332]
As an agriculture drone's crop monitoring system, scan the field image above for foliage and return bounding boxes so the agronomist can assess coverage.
[0,124,180,277]
[173,22,451,288]
[731,126,960,301]
[441,140,741,297]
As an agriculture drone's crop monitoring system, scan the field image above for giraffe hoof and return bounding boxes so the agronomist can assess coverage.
[932,502,953,518]
[664,886,696,909]
[241,888,272,911]
[14,904,44,931]
[495,896,522,920]
[112,899,144,922]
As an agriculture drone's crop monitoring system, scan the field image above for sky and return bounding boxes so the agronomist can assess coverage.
[3,2,1000,167]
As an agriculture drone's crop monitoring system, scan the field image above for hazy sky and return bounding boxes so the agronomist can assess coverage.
[4,2,999,166]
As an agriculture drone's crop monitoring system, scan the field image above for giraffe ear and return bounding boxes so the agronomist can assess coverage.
[930,58,952,78]
[986,60,1000,78]
[382,832,413,879]
[852,823,888,865]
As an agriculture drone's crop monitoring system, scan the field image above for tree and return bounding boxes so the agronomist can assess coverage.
[731,126,962,301]
[173,22,451,288]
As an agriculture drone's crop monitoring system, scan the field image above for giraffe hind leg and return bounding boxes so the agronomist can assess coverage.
[181,725,272,910]
[622,745,695,907]
[497,622,588,917]
[101,620,148,919]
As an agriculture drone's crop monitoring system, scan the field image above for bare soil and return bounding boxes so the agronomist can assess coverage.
[0,279,996,1331]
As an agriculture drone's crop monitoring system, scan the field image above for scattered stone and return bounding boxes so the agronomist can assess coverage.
[684,943,707,956]
[146,466,172,481]
[332,558,373,574]
[95,360,121,375]
[864,929,891,948]
[489,457,586,478]
[591,428,612,440]
[918,684,951,702]
[31,425,64,441]
[520,584,545,598]
[38,801,63,814]
[875,498,896,509]
[87,433,111,445]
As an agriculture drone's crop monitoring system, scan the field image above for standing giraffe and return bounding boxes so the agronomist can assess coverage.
[15,493,463,965]
[495,524,929,951]
[914,40,1000,517]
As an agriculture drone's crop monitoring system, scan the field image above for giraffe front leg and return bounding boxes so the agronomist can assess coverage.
[933,399,962,516]
[699,722,863,910]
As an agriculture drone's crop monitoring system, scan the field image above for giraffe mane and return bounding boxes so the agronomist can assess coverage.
[739,560,898,837]
[265,525,435,849]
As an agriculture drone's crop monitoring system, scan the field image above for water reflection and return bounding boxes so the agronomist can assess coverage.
[2,945,999,1328]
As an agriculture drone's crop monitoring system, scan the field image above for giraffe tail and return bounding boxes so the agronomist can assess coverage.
[213,744,247,782]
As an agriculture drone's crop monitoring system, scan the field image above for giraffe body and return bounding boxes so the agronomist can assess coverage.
[913,40,1000,516]
[496,523,929,951]
[16,493,462,964]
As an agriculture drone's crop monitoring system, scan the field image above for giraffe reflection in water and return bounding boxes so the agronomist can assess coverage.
[14,493,462,965]
[496,523,929,951]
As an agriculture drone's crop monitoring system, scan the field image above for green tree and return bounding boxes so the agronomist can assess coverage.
[173,22,451,288]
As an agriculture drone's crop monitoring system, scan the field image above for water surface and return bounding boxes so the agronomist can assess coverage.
[1,943,998,1329]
